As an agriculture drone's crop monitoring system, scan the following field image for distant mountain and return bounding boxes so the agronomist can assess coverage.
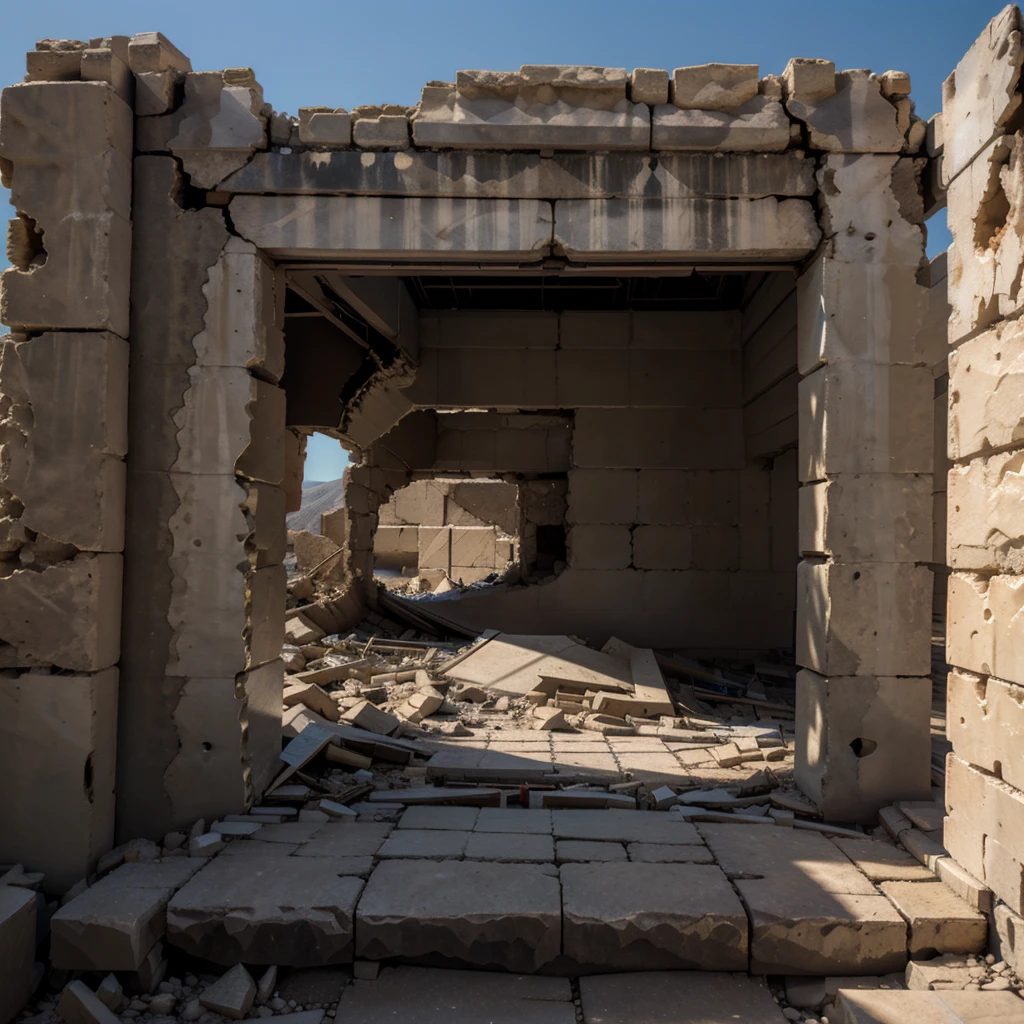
[286,479,345,535]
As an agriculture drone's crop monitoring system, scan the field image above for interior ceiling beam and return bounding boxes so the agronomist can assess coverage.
[277,261,796,276]
[286,270,371,350]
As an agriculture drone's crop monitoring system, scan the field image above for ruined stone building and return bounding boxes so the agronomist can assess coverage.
[0,9,1023,1010]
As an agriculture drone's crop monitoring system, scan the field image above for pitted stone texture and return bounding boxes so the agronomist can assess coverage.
[561,862,748,970]
[0,332,128,552]
[580,972,788,1024]
[948,318,1024,462]
[51,860,202,970]
[942,6,1024,184]
[0,669,118,893]
[552,809,702,845]
[700,823,907,975]
[0,81,132,337]
[338,967,575,1024]
[948,450,1024,572]
[879,880,986,958]
[946,670,1024,792]
[795,671,933,822]
[833,987,1024,1023]
[671,64,759,111]
[355,859,561,972]
[786,70,903,153]
[946,572,1024,683]
[166,854,364,965]
[653,96,789,152]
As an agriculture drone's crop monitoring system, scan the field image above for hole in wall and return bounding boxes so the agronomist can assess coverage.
[202,742,212,752]
[7,212,46,271]
[849,737,878,757]
[534,523,567,572]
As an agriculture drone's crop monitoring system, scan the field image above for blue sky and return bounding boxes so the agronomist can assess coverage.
[1,0,996,480]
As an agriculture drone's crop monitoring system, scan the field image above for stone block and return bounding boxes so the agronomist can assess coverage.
[934,856,992,914]
[376,829,469,859]
[298,108,351,146]
[293,823,392,859]
[80,48,133,106]
[25,47,85,82]
[128,33,191,74]
[56,981,121,1024]
[166,854,364,965]
[632,525,691,571]
[0,332,128,552]
[51,860,201,970]
[798,475,932,562]
[795,670,932,822]
[833,838,934,881]
[942,6,1023,184]
[671,64,758,111]
[947,318,1024,461]
[134,70,179,116]
[653,96,789,152]
[556,840,627,863]
[797,258,930,373]
[551,809,701,845]
[799,363,933,480]
[561,862,748,970]
[355,859,561,972]
[566,469,639,525]
[464,832,554,862]
[796,561,932,677]
[880,880,987,958]
[0,885,36,1024]
[473,808,552,834]
[946,572,1024,683]
[834,988,1024,1022]
[553,197,819,261]
[992,902,1024,978]
[946,670,1024,792]
[781,58,836,105]
[629,68,669,106]
[353,115,409,149]
[567,525,632,570]
[0,82,132,338]
[786,70,903,153]
[949,451,1024,572]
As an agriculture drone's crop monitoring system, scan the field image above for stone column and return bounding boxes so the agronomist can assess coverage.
[0,41,133,892]
[941,7,1024,943]
[117,45,285,840]
[794,153,935,821]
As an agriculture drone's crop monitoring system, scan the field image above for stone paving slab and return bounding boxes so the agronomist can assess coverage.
[166,854,364,966]
[627,842,716,864]
[355,860,561,972]
[465,832,554,862]
[832,988,1024,1023]
[553,809,702,845]
[580,971,788,1023]
[832,837,935,881]
[248,822,325,844]
[561,863,748,970]
[556,840,628,863]
[292,823,392,858]
[879,880,987,958]
[220,840,301,857]
[398,807,480,831]
[474,808,553,834]
[376,829,470,859]
[337,966,576,1023]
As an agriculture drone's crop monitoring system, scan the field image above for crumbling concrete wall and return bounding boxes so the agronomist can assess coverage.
[0,44,132,892]
[940,6,1024,938]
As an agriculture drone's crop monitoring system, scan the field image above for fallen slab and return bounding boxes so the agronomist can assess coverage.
[355,859,561,972]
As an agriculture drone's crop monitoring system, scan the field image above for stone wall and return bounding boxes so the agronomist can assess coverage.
[940,6,1024,944]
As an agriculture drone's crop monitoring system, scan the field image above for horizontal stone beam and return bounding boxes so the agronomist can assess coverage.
[220,150,816,200]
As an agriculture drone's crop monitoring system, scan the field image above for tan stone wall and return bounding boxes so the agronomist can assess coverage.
[941,5,1024,922]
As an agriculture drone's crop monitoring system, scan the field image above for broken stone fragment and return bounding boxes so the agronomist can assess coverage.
[629,68,669,106]
[671,63,758,111]
[199,965,256,1020]
[128,33,191,75]
[188,834,226,858]
[781,58,836,104]
[533,706,568,731]
[56,981,121,1024]
[298,108,351,147]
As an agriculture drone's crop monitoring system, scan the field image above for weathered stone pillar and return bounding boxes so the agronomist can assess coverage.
[941,6,1024,937]
[117,46,285,840]
[795,153,935,820]
[0,41,133,892]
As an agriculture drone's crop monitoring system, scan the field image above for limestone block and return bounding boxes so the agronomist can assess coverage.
[781,58,837,105]
[560,862,747,970]
[355,859,561,972]
[26,47,84,82]
[0,332,128,551]
[0,885,36,1024]
[51,860,201,970]
[798,475,932,562]
[194,238,284,384]
[167,72,266,188]
[797,560,932,676]
[798,363,933,480]
[942,5,1023,184]
[632,525,691,571]
[946,572,1024,683]
[128,33,191,74]
[567,469,639,525]
[835,988,1024,1021]
[795,670,932,821]
[786,70,903,153]
[81,49,133,106]
[947,318,1024,461]
[135,71,179,116]
[948,451,1024,571]
[0,554,122,671]
[946,669,1024,792]
[167,853,364,965]
[231,196,554,260]
[671,64,758,111]
[353,115,409,150]
[298,108,352,147]
[797,258,930,374]
[449,527,497,569]
[553,198,819,261]
[653,95,789,152]
[0,668,117,893]
[0,82,132,337]
[946,133,1024,343]
[630,68,668,106]
[567,525,632,570]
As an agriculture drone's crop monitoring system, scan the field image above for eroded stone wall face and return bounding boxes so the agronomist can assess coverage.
[0,48,133,891]
[941,6,1024,934]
